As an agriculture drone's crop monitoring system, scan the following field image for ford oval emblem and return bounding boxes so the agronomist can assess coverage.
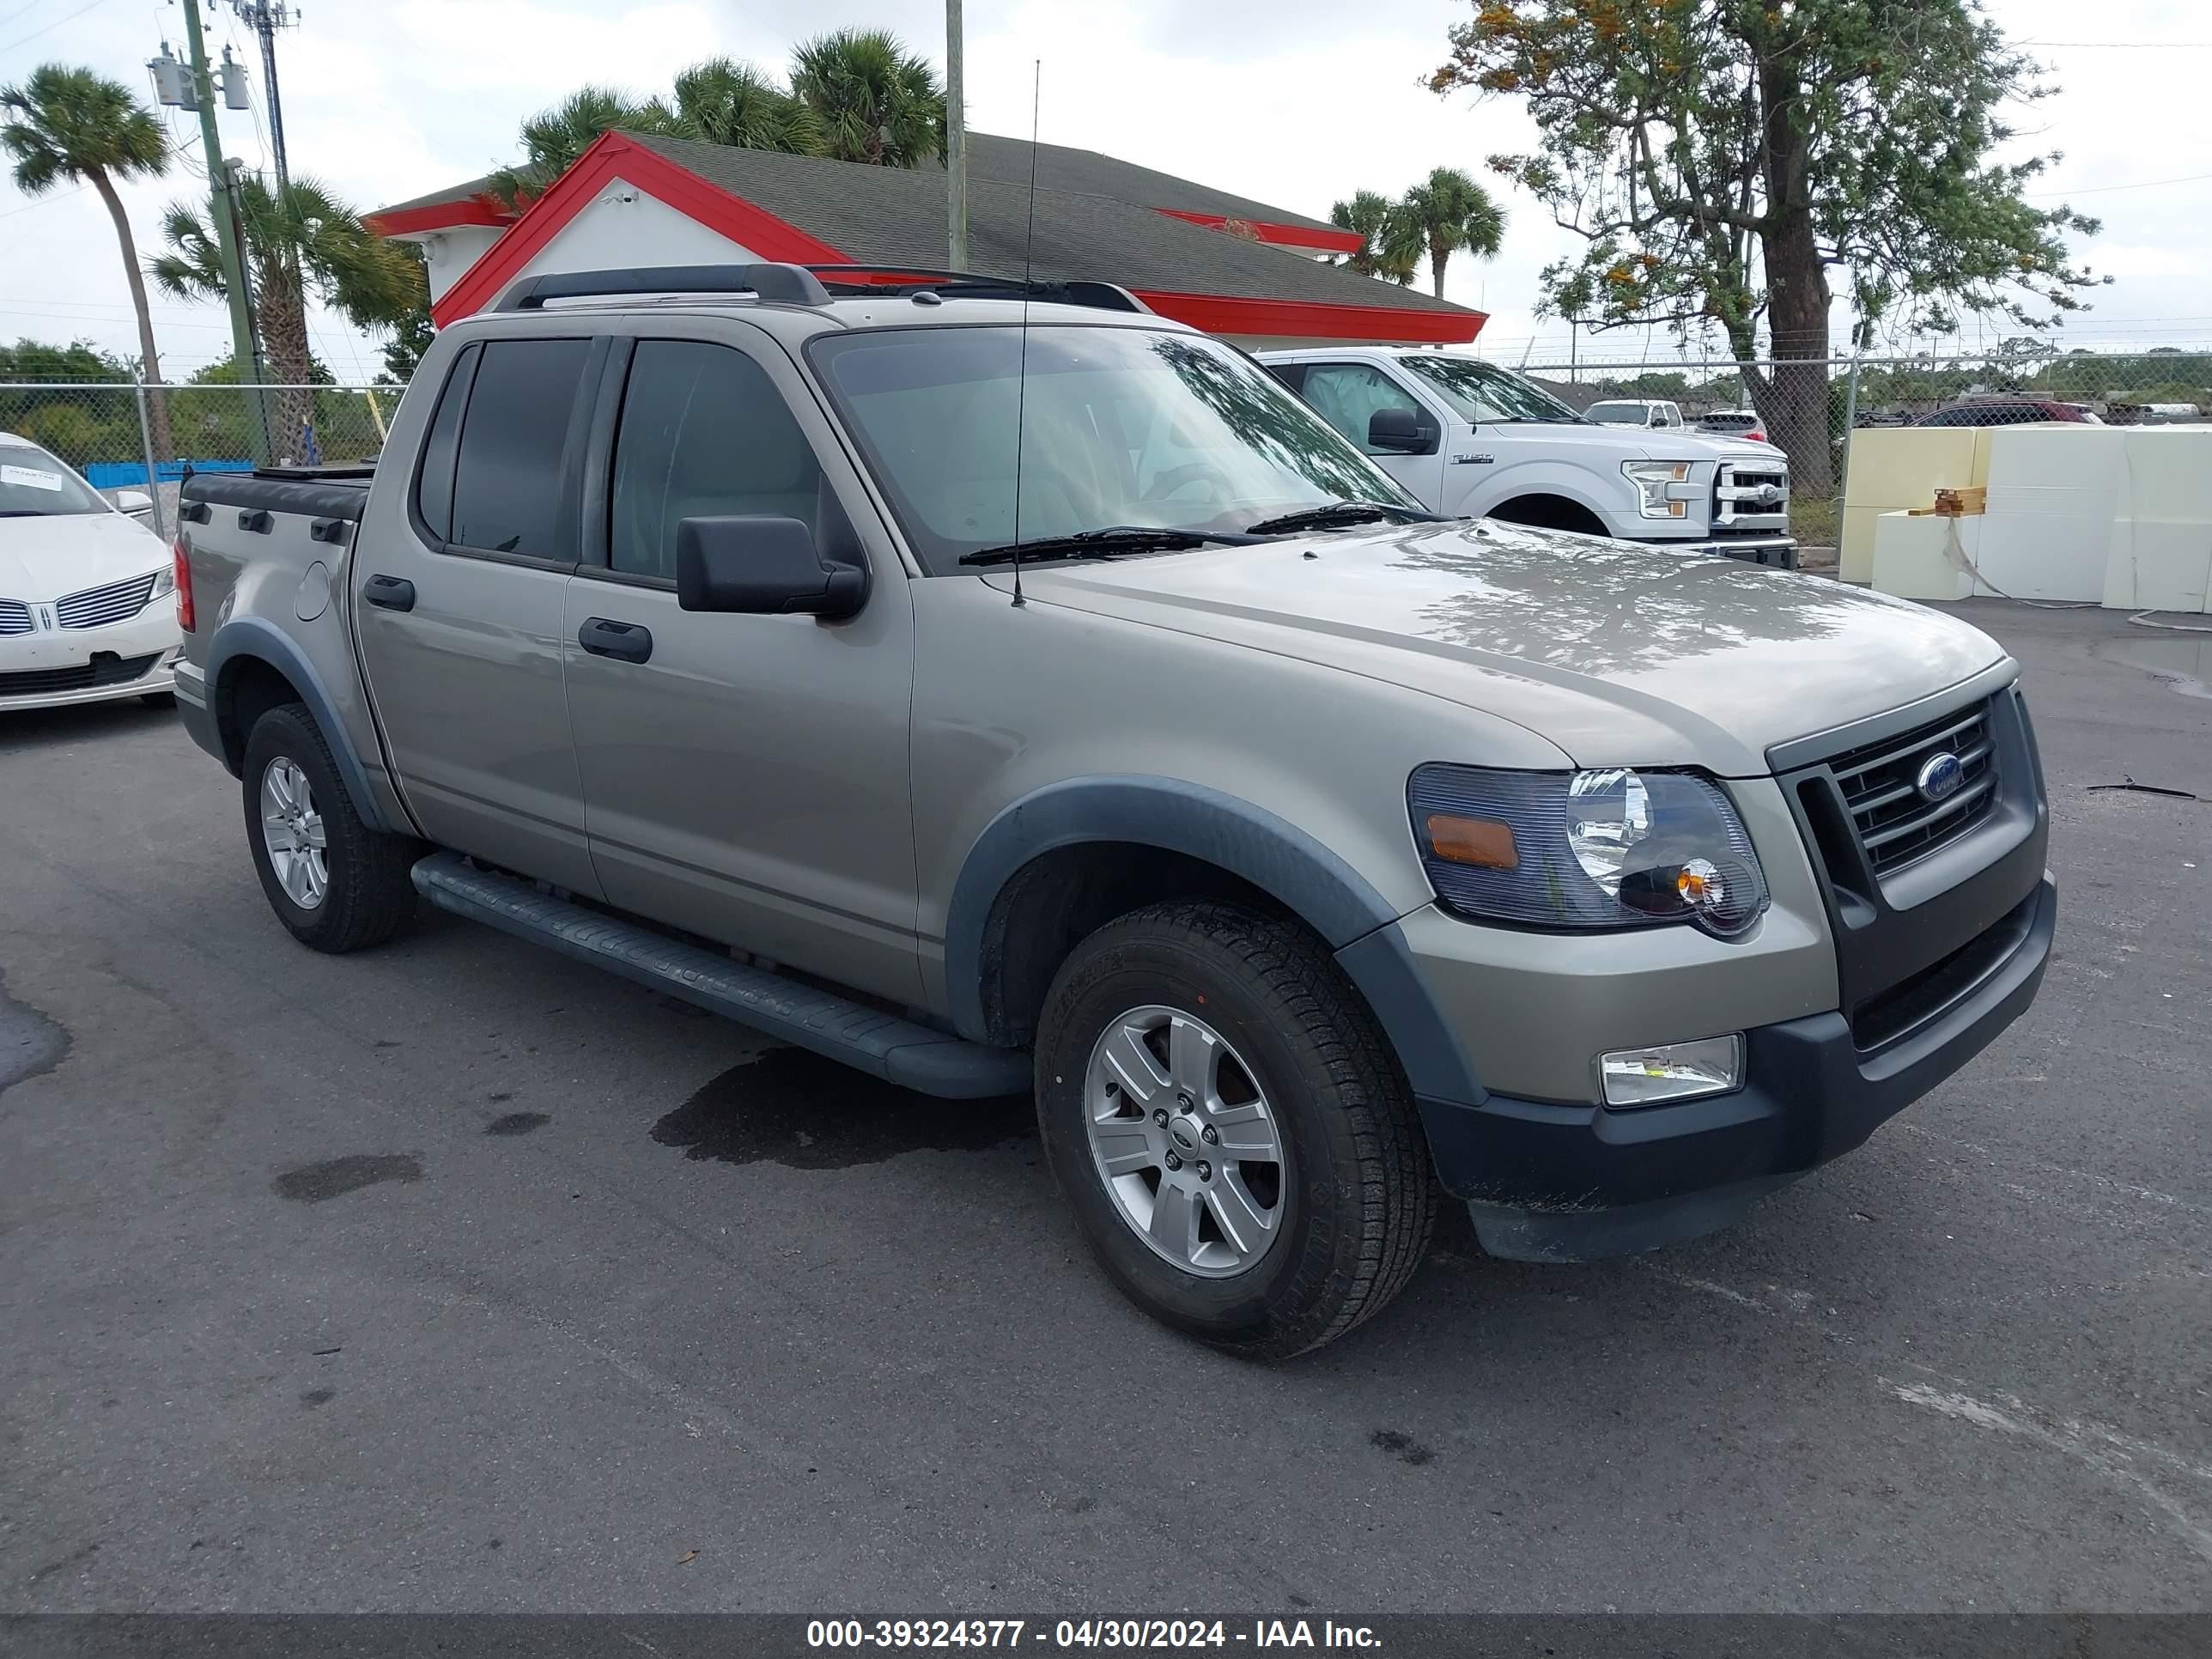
[1916,751,1966,803]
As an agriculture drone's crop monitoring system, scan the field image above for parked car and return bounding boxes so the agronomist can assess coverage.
[0,430,180,713]
[173,263,2055,1358]
[1584,398,1685,430]
[1915,399,2101,428]
[1695,409,1772,444]
[1259,348,1796,567]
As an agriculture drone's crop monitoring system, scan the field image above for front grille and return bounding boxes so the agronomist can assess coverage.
[1828,696,1997,876]
[1850,889,2038,1050]
[0,651,161,697]
[56,572,158,629]
[1713,460,1790,527]
[0,599,31,635]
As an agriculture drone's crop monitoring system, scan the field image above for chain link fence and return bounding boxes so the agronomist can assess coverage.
[1517,347,2211,465]
[0,379,405,538]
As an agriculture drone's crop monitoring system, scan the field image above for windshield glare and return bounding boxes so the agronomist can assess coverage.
[0,445,107,518]
[808,325,1419,571]
[1401,356,1586,425]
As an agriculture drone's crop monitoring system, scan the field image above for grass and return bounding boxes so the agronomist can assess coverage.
[1792,493,1840,549]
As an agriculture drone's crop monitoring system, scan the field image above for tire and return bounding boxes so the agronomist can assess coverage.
[140,690,176,709]
[1034,902,1435,1359]
[241,702,418,953]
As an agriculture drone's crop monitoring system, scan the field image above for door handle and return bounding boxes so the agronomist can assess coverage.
[363,574,415,611]
[579,616,653,664]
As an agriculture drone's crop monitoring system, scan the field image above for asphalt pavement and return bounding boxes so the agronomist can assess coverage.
[2,600,2207,1614]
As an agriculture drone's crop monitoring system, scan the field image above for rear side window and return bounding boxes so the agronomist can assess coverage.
[411,343,477,543]
[607,340,823,581]
[448,337,591,556]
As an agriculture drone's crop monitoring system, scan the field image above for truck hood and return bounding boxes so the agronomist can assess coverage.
[999,520,2008,775]
[0,510,168,603]
[1492,422,1781,465]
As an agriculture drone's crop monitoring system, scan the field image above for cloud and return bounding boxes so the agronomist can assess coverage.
[1,0,2202,379]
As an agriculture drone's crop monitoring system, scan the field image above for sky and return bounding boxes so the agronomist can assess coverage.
[1,0,2207,383]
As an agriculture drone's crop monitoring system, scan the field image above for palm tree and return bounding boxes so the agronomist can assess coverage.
[490,87,675,209]
[1,64,175,459]
[150,175,418,458]
[788,29,944,167]
[1329,191,1417,286]
[1382,166,1506,300]
[672,58,825,156]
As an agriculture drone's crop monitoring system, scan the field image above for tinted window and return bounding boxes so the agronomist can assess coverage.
[807,325,1407,572]
[1298,363,1425,455]
[607,341,823,581]
[411,343,477,543]
[448,337,590,556]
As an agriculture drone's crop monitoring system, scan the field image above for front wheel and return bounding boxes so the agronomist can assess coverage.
[1034,902,1435,1359]
[241,702,419,953]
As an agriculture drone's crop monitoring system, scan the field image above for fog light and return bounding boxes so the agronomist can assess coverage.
[1600,1035,1744,1108]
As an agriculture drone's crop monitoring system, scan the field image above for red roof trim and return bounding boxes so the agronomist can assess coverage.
[367,196,512,237]
[1132,289,1486,344]
[430,132,848,326]
[1153,208,1361,254]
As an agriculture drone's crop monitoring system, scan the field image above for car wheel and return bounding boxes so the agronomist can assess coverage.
[1034,901,1435,1358]
[241,702,419,953]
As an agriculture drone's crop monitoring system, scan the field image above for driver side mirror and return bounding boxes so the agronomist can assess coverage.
[676,516,869,618]
[1647,411,1667,428]
[1368,407,1438,455]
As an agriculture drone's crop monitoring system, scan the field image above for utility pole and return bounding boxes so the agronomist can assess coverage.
[945,0,967,270]
[179,0,266,461]
[230,1,292,190]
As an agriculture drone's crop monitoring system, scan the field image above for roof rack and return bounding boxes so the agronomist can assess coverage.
[490,263,835,312]
[804,264,1152,314]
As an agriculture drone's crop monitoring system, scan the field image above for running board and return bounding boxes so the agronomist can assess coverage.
[410,853,1030,1099]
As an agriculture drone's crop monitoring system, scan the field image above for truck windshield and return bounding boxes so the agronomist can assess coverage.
[807,325,1419,574]
[1399,356,1588,426]
[0,444,108,518]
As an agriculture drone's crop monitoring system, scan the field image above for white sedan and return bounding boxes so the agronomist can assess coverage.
[1,431,181,713]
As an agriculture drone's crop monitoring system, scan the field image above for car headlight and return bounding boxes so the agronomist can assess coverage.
[149,562,177,602]
[1409,764,1769,937]
[1621,459,1694,519]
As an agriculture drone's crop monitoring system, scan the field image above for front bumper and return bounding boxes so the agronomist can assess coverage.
[1418,875,2055,1261]
[0,610,181,712]
[1644,534,1797,568]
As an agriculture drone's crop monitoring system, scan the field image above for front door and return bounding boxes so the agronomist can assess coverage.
[1291,361,1447,507]
[353,332,603,896]
[561,329,923,1008]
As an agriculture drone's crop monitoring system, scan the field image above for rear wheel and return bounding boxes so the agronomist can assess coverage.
[1034,902,1434,1359]
[241,702,418,953]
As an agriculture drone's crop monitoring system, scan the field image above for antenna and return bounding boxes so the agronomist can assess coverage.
[1007,58,1041,608]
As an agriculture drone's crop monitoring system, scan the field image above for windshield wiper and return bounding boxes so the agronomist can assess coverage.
[957,526,1255,567]
[1242,500,1449,535]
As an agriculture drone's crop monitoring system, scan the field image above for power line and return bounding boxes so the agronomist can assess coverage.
[0,180,89,219]
[0,0,114,53]
[2028,170,2212,198]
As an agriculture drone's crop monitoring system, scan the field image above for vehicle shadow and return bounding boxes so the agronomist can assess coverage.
[0,698,179,752]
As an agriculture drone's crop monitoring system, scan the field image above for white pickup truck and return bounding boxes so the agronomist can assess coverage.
[1259,346,1796,568]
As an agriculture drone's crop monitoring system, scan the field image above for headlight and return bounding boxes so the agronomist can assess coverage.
[1409,764,1768,937]
[1621,460,1694,519]
[148,562,176,602]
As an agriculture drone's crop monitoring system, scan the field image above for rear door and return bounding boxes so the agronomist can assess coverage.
[561,323,923,1008]
[353,331,604,895]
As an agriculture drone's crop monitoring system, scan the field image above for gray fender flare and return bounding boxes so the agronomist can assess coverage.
[204,616,392,835]
[942,775,1484,1107]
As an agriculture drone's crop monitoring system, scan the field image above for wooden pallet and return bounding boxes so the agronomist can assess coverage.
[1907,485,1988,518]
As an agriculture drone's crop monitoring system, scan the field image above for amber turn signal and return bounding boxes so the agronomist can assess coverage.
[1424,812,1518,870]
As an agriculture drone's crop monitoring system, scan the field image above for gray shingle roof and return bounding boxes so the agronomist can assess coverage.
[374,133,1339,235]
[370,173,505,218]
[961,133,1339,235]
[621,132,1471,319]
